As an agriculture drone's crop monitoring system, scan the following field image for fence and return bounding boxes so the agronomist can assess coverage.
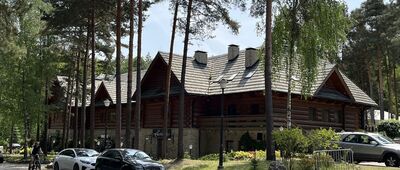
[314,149,355,170]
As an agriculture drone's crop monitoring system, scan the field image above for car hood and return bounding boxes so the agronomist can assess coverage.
[128,159,163,167]
[78,156,98,163]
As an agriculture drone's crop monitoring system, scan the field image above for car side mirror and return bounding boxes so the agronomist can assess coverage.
[370,141,378,145]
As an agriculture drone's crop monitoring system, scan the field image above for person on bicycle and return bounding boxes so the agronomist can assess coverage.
[30,142,42,170]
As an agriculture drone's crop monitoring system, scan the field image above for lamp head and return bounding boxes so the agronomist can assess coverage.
[104,99,111,107]
[219,78,228,89]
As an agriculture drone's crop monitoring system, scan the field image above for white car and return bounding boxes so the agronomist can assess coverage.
[54,148,99,170]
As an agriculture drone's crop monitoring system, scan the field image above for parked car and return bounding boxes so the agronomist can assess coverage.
[53,148,99,170]
[96,149,164,170]
[339,132,400,167]
[0,150,4,163]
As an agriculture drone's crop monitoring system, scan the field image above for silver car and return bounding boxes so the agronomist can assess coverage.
[339,132,400,167]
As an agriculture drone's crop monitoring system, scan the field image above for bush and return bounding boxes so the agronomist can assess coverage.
[377,120,400,139]
[297,156,315,170]
[199,153,227,162]
[232,151,253,160]
[273,128,308,159]
[238,132,265,151]
[307,128,340,151]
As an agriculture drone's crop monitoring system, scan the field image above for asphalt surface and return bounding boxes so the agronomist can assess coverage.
[0,162,29,170]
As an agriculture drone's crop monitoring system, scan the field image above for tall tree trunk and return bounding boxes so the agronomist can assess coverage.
[177,0,193,160]
[22,63,28,159]
[265,0,275,161]
[115,0,122,148]
[164,0,179,159]
[74,53,80,148]
[9,121,13,154]
[126,0,135,148]
[42,76,49,155]
[89,0,96,149]
[378,47,385,121]
[385,56,392,118]
[394,62,398,119]
[65,77,74,148]
[367,65,375,127]
[62,61,74,149]
[134,0,143,150]
[81,23,91,147]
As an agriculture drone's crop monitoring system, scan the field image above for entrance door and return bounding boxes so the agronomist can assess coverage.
[157,139,162,159]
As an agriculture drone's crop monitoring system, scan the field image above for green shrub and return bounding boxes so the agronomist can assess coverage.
[377,120,400,139]
[199,153,227,162]
[232,151,253,160]
[307,128,340,151]
[297,156,315,170]
[273,128,308,159]
[313,153,334,169]
[238,132,265,151]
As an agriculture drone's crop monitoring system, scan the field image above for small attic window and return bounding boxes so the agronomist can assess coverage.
[227,73,238,81]
[214,74,224,82]
[244,70,256,79]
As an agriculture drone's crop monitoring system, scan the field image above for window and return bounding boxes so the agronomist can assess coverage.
[226,140,234,152]
[214,75,224,82]
[250,104,259,114]
[228,104,237,115]
[322,110,329,122]
[60,149,75,157]
[359,135,377,145]
[244,70,256,79]
[309,107,317,121]
[256,133,263,141]
[103,150,121,159]
[343,134,359,143]
[227,73,238,81]
[337,111,343,123]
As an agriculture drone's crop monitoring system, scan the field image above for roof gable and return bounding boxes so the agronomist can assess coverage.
[314,68,354,102]
[140,53,182,98]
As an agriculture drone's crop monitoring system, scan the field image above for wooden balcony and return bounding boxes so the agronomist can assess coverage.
[196,114,344,130]
[196,115,286,129]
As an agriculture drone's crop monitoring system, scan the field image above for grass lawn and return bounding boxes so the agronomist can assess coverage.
[161,159,267,170]
[3,154,56,164]
[161,159,400,170]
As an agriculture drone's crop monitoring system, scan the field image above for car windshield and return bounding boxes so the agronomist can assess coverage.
[372,134,394,144]
[124,150,151,160]
[75,149,99,157]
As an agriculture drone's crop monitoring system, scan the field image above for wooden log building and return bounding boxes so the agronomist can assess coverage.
[48,45,377,158]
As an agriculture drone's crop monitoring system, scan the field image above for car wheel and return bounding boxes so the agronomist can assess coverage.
[385,154,400,167]
[54,162,59,170]
[73,164,79,170]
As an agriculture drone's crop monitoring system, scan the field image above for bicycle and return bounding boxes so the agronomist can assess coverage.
[29,154,41,170]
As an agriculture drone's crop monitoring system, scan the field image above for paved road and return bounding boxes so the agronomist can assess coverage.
[359,162,386,167]
[0,162,29,170]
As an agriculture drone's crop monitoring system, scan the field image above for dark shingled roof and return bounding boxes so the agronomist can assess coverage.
[155,50,377,106]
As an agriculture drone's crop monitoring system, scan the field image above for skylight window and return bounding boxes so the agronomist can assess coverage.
[244,70,256,79]
[227,73,238,81]
[214,74,224,82]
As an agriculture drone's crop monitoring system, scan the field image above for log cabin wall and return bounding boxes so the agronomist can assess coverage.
[141,96,194,128]
[195,91,363,131]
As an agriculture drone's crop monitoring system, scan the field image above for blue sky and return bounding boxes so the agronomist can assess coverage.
[121,0,364,59]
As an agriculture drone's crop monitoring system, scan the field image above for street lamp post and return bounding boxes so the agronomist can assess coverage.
[103,99,111,149]
[218,78,228,170]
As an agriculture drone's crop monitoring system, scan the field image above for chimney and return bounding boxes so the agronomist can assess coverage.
[194,50,207,65]
[245,48,258,68]
[228,44,239,61]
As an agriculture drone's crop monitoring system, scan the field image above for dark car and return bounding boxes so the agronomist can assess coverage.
[96,149,164,170]
[339,132,400,167]
[0,150,4,163]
